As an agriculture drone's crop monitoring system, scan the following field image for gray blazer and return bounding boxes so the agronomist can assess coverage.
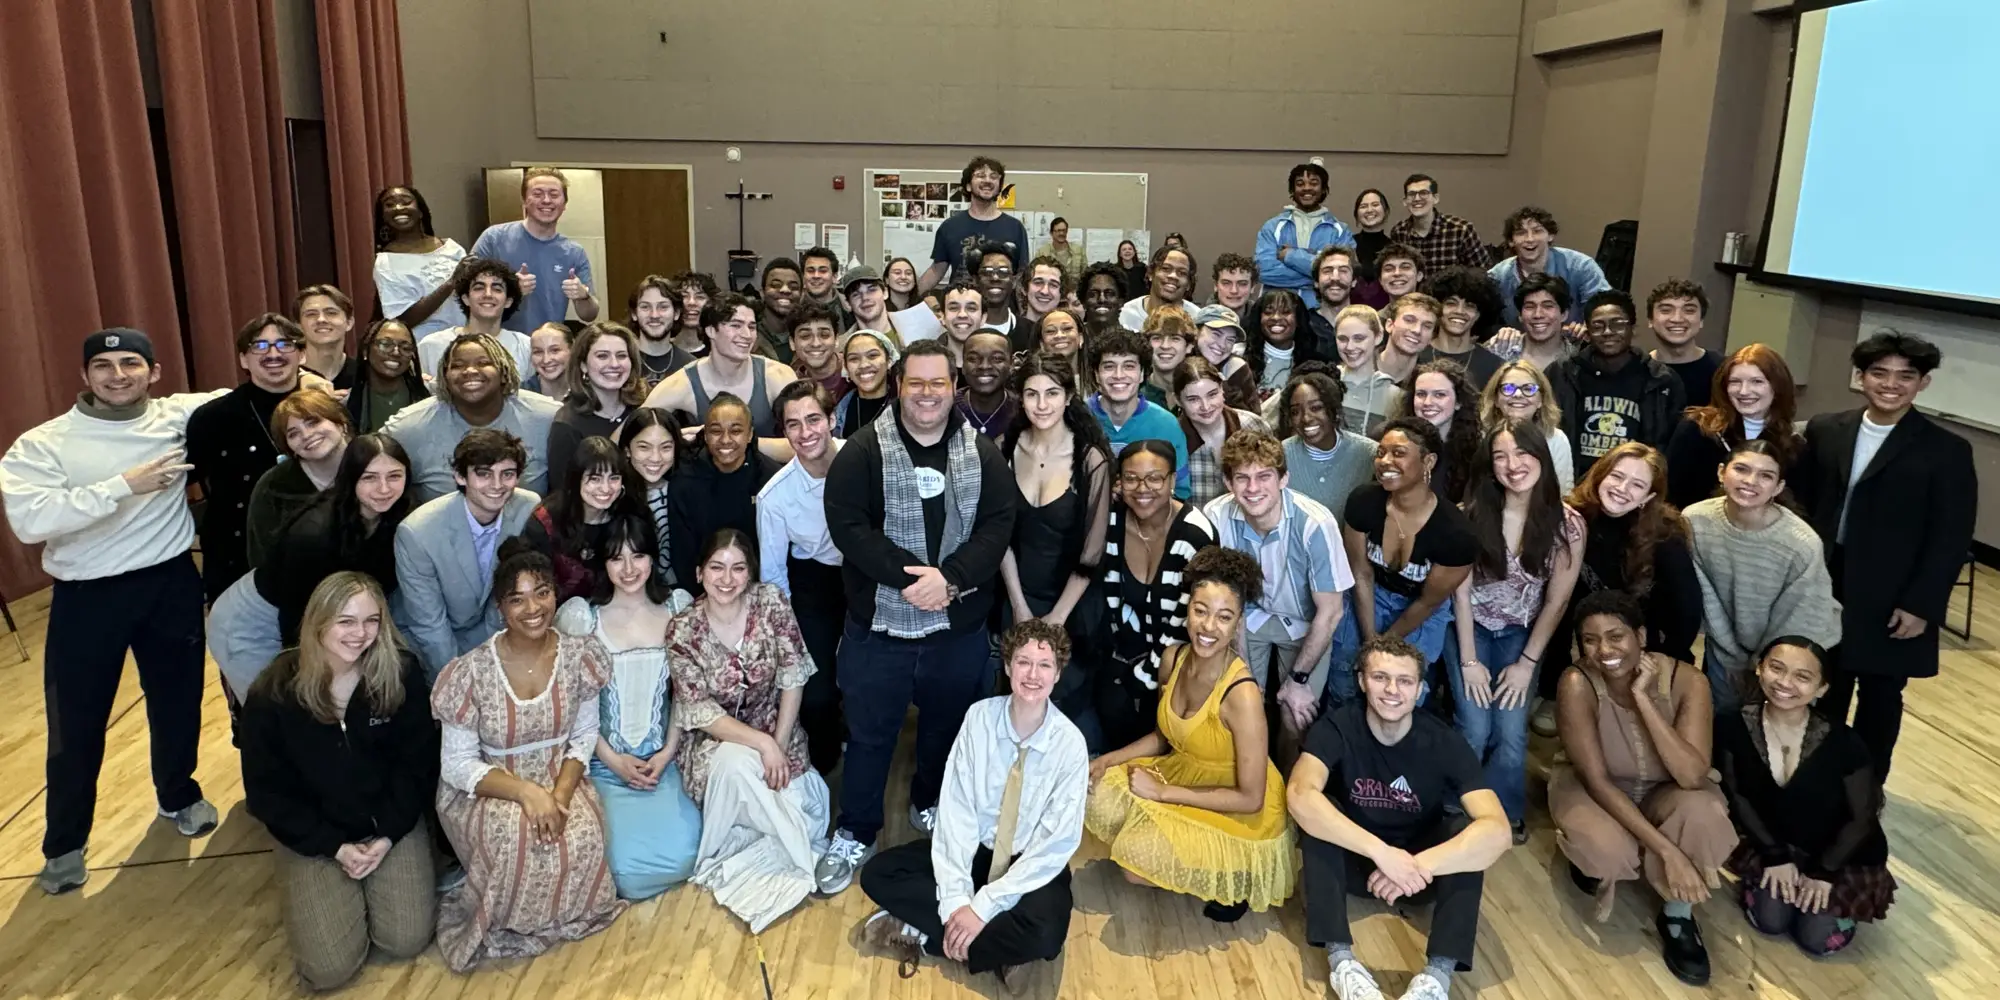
[395,487,540,677]
[381,393,561,506]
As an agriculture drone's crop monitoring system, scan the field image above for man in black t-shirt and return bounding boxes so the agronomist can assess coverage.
[920,155,1029,292]
[1287,635,1512,1000]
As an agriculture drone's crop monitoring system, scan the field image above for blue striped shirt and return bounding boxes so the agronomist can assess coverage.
[1202,488,1354,639]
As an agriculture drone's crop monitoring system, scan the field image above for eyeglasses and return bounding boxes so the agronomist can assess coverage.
[371,340,414,356]
[1404,189,1435,200]
[902,377,953,394]
[248,339,300,354]
[978,266,1013,278]
[1498,382,1540,398]
[1119,472,1170,490]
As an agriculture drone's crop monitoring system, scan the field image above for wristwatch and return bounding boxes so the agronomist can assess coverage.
[1289,669,1312,685]
[945,583,961,603]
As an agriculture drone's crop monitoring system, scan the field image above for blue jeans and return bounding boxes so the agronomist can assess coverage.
[835,622,994,845]
[1446,624,1533,824]
[1322,586,1454,711]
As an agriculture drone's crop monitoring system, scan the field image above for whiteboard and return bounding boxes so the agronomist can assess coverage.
[1856,302,2000,434]
[861,169,1148,275]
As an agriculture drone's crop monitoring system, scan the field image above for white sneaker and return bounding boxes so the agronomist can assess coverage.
[815,830,874,896]
[1330,959,1384,1000]
[1398,972,1449,1000]
[909,804,938,835]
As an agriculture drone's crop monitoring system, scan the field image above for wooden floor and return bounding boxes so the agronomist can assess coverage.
[2,575,1998,999]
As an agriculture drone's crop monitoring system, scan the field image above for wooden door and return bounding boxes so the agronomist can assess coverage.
[603,168,692,315]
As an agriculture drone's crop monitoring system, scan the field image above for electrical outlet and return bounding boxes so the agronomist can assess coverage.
[725,147,742,162]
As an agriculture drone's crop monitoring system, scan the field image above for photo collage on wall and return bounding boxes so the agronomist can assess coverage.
[873,173,962,221]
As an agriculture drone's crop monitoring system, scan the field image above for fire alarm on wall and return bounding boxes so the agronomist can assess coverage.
[833,176,845,190]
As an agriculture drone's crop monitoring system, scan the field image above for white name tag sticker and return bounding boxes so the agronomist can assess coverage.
[913,467,946,499]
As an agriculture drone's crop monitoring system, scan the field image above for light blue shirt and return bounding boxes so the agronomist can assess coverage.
[465,501,504,582]
[1088,394,1191,500]
[1489,246,1610,326]
[469,220,593,333]
[1255,207,1356,308]
[1202,488,1354,639]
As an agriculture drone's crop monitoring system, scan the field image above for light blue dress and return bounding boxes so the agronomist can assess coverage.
[557,598,702,900]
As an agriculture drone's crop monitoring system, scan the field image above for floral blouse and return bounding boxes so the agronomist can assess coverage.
[666,582,814,803]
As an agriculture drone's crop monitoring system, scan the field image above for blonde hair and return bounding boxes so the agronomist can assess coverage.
[1141,306,1197,344]
[435,331,523,406]
[1332,304,1386,357]
[1478,359,1562,435]
[280,572,408,725]
[520,166,568,198]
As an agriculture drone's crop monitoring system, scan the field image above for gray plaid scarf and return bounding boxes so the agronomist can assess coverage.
[871,404,982,638]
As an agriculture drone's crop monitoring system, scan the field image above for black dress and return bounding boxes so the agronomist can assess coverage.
[1713,706,1894,921]
[1004,442,1109,732]
[1538,510,1701,699]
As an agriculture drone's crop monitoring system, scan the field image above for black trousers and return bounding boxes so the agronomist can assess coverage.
[43,553,208,859]
[1301,823,1483,971]
[1820,669,1907,781]
[860,839,1072,975]
[788,557,847,775]
[1821,544,1913,782]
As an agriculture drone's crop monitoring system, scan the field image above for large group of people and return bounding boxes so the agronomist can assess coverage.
[0,155,1975,997]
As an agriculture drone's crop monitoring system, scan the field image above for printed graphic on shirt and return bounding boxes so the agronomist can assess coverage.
[1578,394,1642,459]
[1365,539,1432,586]
[1352,775,1422,813]
[913,467,946,499]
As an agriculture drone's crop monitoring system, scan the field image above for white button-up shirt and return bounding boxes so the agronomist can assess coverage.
[933,695,1089,925]
[754,444,844,594]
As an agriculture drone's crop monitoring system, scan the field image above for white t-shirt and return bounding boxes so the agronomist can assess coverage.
[1838,413,1895,542]
[417,325,534,384]
[374,238,468,340]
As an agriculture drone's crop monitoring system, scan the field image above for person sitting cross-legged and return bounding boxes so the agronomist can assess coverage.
[1286,634,1513,1000]
[858,619,1090,996]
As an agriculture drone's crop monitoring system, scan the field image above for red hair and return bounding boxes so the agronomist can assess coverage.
[1565,442,1687,596]
[1687,344,1801,464]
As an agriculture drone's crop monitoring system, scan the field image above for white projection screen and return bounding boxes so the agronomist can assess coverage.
[1761,0,2000,306]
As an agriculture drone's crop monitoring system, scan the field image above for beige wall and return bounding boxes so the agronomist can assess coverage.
[1533,41,1660,256]
[528,0,1523,154]
[398,0,1565,282]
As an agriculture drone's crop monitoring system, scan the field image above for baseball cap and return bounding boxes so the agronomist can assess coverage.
[83,328,156,366]
[840,265,883,295]
[1194,304,1243,330]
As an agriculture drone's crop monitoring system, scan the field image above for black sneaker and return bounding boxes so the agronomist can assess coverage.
[1202,899,1249,923]
[1568,862,1601,896]
[1656,911,1711,986]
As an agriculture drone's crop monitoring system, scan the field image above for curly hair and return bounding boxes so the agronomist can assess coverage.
[1645,277,1710,318]
[1185,544,1264,609]
[1565,442,1688,597]
[1396,359,1481,503]
[435,331,523,406]
[1502,205,1559,243]
[1001,619,1072,670]
[1423,266,1505,343]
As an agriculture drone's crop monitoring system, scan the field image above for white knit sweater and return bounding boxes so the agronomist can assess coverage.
[0,390,226,580]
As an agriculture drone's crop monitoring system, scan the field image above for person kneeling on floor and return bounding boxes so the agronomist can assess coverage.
[1287,634,1513,1000]
[859,619,1090,996]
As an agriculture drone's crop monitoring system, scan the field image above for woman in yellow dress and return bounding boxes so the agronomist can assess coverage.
[1086,545,1296,921]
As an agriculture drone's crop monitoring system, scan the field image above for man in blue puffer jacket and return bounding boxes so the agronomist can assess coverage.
[1255,163,1356,308]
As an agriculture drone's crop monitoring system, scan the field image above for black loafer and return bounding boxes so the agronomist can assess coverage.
[1657,912,1711,986]
[1568,862,1602,896]
[1202,899,1250,923]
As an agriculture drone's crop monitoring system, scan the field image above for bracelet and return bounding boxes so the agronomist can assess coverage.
[1523,652,1541,664]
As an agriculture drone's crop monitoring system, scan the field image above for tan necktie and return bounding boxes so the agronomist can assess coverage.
[987,741,1032,882]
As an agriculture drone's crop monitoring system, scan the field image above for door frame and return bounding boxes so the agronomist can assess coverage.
[507,161,697,268]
